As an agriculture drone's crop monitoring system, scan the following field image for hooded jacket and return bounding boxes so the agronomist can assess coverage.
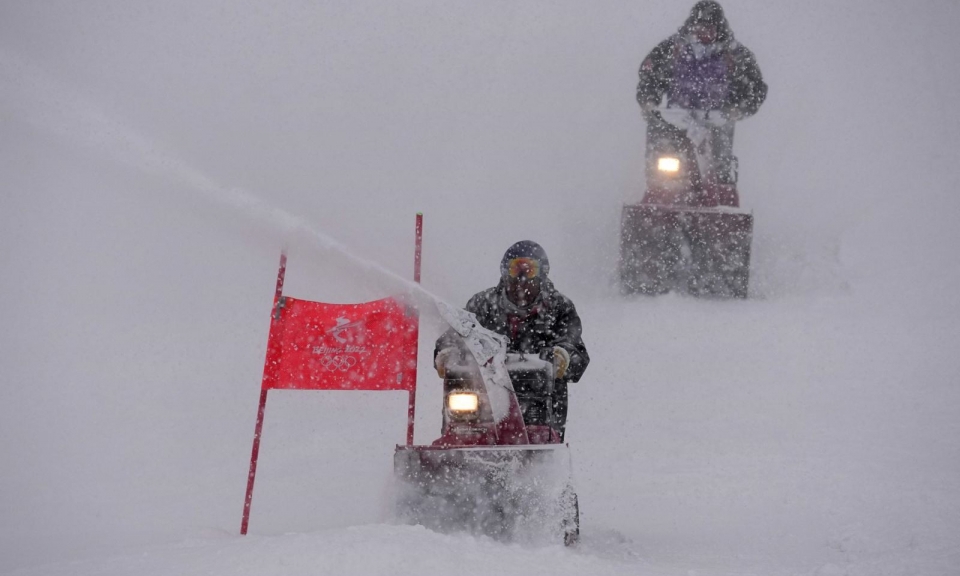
[435,278,589,384]
[637,7,767,117]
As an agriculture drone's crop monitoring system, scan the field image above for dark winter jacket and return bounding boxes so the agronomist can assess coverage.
[637,17,766,117]
[435,278,589,384]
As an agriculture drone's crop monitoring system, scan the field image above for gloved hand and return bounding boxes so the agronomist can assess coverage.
[552,346,571,380]
[434,347,457,379]
[639,101,660,121]
[722,107,743,122]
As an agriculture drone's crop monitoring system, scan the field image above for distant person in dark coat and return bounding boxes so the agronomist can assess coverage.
[637,1,767,187]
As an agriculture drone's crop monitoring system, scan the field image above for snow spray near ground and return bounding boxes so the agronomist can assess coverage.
[3,1,960,575]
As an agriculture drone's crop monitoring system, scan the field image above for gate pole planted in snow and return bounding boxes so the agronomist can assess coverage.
[241,251,287,535]
[406,213,423,446]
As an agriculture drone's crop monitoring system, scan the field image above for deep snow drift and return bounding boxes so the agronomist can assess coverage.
[2,1,959,575]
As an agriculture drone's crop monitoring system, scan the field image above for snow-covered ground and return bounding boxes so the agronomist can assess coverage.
[2,1,959,575]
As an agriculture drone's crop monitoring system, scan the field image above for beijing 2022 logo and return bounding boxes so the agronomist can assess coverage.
[319,354,357,372]
[312,315,368,371]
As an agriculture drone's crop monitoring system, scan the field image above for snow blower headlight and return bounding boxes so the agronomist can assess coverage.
[447,392,479,414]
[657,156,681,173]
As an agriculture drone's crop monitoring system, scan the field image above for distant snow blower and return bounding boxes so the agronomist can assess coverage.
[619,107,753,298]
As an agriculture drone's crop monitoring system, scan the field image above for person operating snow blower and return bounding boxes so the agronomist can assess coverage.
[637,0,766,196]
[395,241,587,544]
[620,1,766,297]
[434,240,589,441]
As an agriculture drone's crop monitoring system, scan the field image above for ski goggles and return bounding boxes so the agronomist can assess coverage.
[505,257,542,280]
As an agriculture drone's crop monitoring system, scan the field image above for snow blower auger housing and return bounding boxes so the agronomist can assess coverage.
[394,350,580,546]
[620,108,753,298]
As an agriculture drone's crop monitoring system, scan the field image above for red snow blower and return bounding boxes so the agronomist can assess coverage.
[619,107,753,298]
[393,314,580,546]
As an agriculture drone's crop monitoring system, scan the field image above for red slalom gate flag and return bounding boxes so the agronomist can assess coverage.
[243,216,424,536]
[262,296,419,392]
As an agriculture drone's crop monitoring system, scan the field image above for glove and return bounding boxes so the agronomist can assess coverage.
[552,346,571,380]
[639,100,658,120]
[434,347,457,379]
[722,107,743,122]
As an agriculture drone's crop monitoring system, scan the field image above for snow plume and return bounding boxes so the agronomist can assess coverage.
[0,50,434,303]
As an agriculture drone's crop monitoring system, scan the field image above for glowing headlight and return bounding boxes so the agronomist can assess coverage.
[657,157,681,172]
[447,392,479,413]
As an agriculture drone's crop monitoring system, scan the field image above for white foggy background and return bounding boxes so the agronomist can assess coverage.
[2,1,959,575]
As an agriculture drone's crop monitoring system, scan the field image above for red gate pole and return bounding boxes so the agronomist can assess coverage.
[414,212,423,284]
[406,213,423,446]
[241,251,287,535]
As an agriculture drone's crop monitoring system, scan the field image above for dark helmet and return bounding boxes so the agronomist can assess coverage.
[687,1,726,26]
[683,1,732,43]
[500,240,550,278]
